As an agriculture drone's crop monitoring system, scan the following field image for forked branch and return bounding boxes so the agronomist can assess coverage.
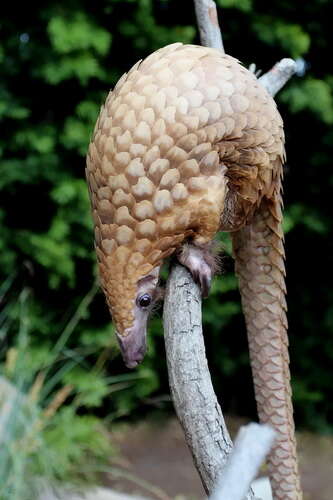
[163,0,298,497]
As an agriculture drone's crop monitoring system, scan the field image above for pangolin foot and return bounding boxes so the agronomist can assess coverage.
[177,244,214,298]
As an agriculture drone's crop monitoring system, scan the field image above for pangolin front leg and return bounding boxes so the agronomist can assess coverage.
[177,244,214,297]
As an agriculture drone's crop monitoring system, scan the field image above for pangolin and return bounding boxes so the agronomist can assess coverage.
[86,43,302,499]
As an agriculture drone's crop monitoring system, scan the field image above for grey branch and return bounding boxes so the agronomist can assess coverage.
[163,0,297,497]
[193,0,224,52]
[259,58,297,97]
[193,0,298,95]
[163,265,233,495]
[209,424,276,500]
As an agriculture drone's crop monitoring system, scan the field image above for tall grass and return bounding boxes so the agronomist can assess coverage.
[0,280,140,500]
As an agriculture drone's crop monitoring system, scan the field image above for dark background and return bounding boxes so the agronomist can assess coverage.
[1,0,332,432]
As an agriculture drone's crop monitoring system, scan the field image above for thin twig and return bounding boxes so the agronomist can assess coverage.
[259,58,297,97]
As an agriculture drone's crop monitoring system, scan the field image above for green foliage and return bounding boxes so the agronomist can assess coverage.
[48,14,111,56]
[0,384,111,499]
[0,0,332,436]
[283,204,328,235]
[217,0,252,13]
[42,13,112,85]
[119,0,195,51]
[254,18,310,58]
[44,406,111,477]
[281,78,333,124]
[64,369,110,408]
[0,286,144,499]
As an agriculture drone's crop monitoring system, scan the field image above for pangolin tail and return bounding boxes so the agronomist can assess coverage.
[231,191,302,499]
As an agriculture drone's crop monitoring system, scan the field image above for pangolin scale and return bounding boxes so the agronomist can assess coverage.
[86,43,302,499]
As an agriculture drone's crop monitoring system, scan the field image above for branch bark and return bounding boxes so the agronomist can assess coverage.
[163,265,233,494]
[193,0,224,51]
[259,58,297,97]
[163,0,298,497]
[210,424,276,500]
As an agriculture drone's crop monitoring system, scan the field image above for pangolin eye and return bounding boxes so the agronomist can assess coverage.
[137,294,152,308]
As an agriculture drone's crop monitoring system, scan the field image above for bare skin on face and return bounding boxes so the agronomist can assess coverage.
[116,266,161,368]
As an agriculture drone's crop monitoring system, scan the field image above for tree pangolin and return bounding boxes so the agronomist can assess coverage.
[86,43,302,499]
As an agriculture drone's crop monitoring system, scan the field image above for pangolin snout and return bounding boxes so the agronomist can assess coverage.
[116,327,147,369]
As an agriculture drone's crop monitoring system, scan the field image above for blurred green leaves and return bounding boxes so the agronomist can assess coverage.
[0,0,332,433]
[119,0,195,51]
[281,78,333,124]
[44,406,111,475]
[254,19,310,58]
[41,13,112,85]
[15,126,56,154]
[63,368,110,407]
[48,14,111,55]
[217,0,252,12]
[41,54,106,85]
[283,204,328,235]
[0,287,115,498]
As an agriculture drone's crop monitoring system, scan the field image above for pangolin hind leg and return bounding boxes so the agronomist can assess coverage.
[232,196,302,500]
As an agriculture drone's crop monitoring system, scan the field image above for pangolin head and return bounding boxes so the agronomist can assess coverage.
[91,194,188,366]
[95,234,177,368]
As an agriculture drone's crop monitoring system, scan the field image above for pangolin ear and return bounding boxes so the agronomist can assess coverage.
[148,266,160,280]
[137,265,161,287]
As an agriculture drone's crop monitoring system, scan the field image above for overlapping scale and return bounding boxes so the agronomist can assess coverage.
[86,43,284,335]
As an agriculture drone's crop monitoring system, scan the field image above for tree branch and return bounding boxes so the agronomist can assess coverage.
[163,265,233,494]
[193,0,224,52]
[209,424,276,500]
[259,58,297,97]
[163,0,298,497]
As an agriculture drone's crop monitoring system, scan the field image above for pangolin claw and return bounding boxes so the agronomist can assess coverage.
[189,262,212,298]
[177,245,213,298]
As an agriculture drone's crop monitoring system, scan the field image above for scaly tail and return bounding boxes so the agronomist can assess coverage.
[231,190,302,499]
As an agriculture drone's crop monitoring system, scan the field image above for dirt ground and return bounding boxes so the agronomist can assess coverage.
[107,415,333,500]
